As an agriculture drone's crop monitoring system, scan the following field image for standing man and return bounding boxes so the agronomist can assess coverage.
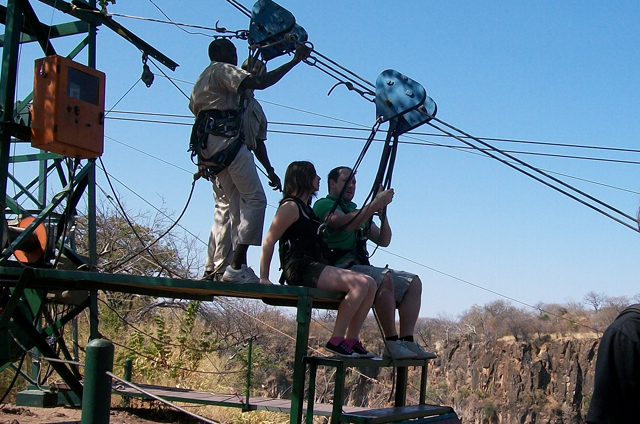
[586,304,640,423]
[313,166,432,359]
[190,38,309,283]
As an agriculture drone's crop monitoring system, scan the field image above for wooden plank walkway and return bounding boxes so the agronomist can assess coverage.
[112,383,368,416]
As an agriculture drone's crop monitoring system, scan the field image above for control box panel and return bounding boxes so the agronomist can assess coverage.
[31,55,106,158]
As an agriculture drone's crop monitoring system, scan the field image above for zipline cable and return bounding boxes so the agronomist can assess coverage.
[105,109,640,158]
[427,115,639,231]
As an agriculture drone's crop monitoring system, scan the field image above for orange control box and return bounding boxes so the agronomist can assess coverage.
[31,55,106,158]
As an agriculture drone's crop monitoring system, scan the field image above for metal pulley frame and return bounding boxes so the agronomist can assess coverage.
[248,0,308,62]
[372,70,437,194]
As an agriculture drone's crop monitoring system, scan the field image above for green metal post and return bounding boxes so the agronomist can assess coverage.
[395,366,408,406]
[290,293,313,424]
[331,362,346,424]
[305,362,317,424]
[81,339,114,424]
[0,0,23,245]
[87,0,100,340]
[245,338,252,409]
[122,358,132,408]
[420,362,428,404]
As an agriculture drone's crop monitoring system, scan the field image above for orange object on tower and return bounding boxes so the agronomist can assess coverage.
[31,55,106,158]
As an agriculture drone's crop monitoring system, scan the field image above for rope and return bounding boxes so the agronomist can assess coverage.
[107,372,220,424]
[427,117,639,232]
[99,158,197,274]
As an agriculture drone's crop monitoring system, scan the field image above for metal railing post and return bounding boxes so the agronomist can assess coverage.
[81,339,114,424]
[122,358,132,408]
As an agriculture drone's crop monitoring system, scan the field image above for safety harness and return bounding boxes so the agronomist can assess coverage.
[189,107,245,176]
[278,196,328,284]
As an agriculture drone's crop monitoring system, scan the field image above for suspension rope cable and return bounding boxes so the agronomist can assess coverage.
[94,161,205,244]
[427,117,639,232]
[106,337,242,376]
[99,158,176,277]
[376,245,602,334]
[225,0,252,18]
[109,11,222,36]
[103,117,640,198]
[105,135,193,174]
[216,297,390,388]
[108,372,221,423]
[103,112,640,165]
[148,56,190,100]
[105,78,141,117]
[98,158,198,274]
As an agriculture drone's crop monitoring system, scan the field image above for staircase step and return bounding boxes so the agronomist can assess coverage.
[304,354,436,368]
[339,404,455,424]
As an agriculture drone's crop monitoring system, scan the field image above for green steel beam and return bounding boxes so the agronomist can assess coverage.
[43,306,82,380]
[1,162,92,264]
[8,21,89,45]
[41,297,90,338]
[87,0,99,339]
[10,153,63,163]
[0,0,23,222]
[2,121,30,141]
[36,0,179,71]
[0,268,345,305]
[5,196,30,215]
[11,306,84,398]
[290,294,313,424]
[0,268,29,329]
[7,173,42,207]
[0,5,89,46]
[15,0,55,55]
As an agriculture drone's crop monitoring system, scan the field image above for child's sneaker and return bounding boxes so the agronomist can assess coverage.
[350,340,375,358]
[325,340,359,357]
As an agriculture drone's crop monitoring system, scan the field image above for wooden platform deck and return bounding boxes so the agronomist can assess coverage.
[112,383,368,416]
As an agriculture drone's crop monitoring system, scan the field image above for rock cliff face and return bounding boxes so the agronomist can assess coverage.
[427,337,599,424]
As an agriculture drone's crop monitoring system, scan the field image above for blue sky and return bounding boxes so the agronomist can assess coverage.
[10,1,640,317]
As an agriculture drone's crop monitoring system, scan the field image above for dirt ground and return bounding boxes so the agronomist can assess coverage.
[0,404,204,424]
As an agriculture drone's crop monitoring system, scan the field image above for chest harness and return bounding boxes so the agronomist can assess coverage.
[278,197,328,284]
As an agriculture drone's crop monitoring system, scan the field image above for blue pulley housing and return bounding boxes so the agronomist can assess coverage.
[392,95,438,135]
[248,0,307,61]
[375,69,426,122]
[248,0,295,45]
[259,24,308,62]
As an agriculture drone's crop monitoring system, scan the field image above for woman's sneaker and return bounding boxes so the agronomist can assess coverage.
[350,340,375,358]
[325,340,359,357]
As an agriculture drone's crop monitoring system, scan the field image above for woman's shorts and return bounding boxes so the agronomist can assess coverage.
[282,257,327,288]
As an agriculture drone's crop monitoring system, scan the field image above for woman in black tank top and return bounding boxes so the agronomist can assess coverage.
[260,161,378,357]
